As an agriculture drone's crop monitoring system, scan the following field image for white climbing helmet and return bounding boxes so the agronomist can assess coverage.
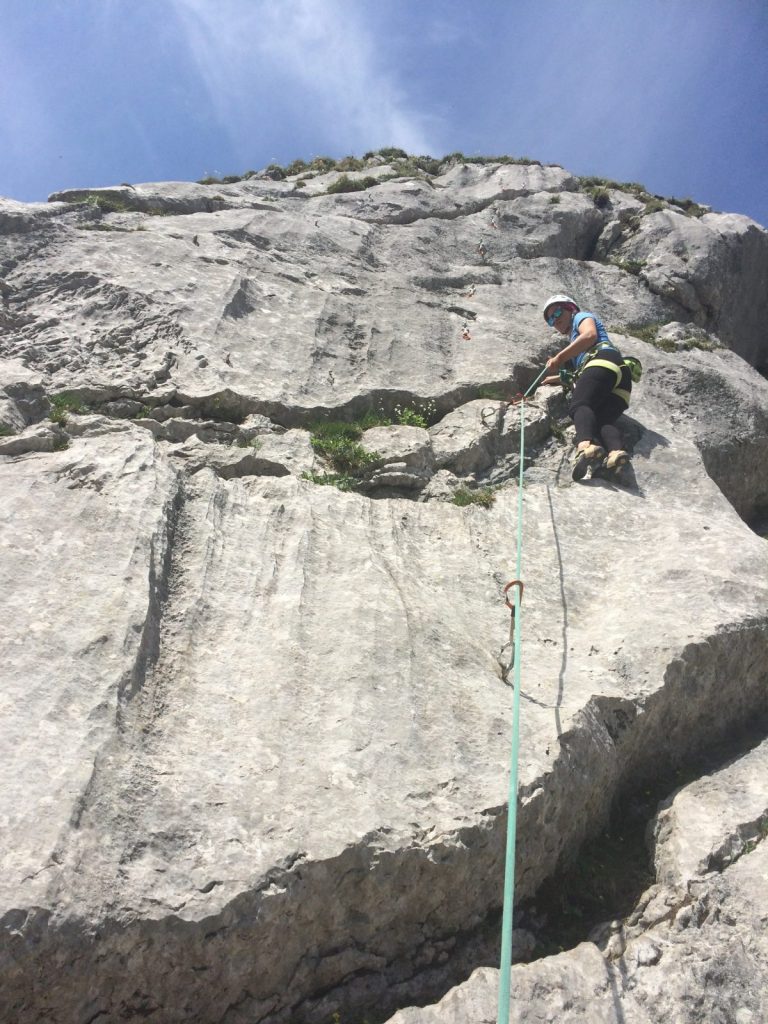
[542,294,579,320]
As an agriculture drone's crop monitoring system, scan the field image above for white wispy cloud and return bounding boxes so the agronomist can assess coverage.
[169,0,437,157]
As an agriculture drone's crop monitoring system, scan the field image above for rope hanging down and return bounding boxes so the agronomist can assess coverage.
[497,365,547,1024]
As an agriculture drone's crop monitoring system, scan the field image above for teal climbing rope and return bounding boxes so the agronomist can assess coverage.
[497,366,548,1024]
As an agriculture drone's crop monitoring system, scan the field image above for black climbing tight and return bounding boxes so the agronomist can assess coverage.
[568,358,631,451]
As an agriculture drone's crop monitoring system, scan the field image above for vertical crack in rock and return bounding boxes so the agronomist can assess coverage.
[62,465,187,838]
[117,470,186,713]
[45,472,232,921]
[127,472,231,734]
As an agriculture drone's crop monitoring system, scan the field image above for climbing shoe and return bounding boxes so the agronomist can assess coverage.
[605,450,629,473]
[572,442,606,481]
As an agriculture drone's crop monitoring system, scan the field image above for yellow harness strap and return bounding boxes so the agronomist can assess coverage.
[578,356,631,406]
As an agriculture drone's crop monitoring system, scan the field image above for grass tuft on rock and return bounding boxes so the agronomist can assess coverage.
[49,392,89,425]
[302,471,359,491]
[326,174,380,195]
[610,258,646,276]
[309,421,378,476]
[452,486,496,509]
[586,186,611,209]
[622,321,718,353]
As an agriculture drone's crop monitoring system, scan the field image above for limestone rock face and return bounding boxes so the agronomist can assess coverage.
[1,158,767,1024]
[617,209,768,368]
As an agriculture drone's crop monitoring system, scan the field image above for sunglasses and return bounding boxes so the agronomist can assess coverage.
[546,307,564,327]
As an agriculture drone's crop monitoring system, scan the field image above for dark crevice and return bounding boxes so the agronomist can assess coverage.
[747,507,768,538]
[699,438,768,526]
[42,381,534,434]
[66,471,187,834]
[518,717,768,961]
[117,471,186,712]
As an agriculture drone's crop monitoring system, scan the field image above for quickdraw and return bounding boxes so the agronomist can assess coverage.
[503,579,524,613]
[481,403,505,430]
[501,580,524,676]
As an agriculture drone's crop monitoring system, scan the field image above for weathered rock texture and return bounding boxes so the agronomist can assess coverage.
[389,739,768,1024]
[1,157,767,1024]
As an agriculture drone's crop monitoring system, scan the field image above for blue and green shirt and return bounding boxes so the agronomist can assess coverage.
[570,311,615,370]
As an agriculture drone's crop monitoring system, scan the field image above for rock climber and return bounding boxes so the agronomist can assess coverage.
[540,294,631,480]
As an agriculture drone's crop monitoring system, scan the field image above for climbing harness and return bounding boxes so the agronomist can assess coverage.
[572,345,642,405]
[497,365,547,1024]
[580,357,631,403]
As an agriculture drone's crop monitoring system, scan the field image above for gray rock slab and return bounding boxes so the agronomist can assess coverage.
[47,178,296,216]
[134,416,204,442]
[0,422,67,455]
[0,358,47,425]
[64,413,134,438]
[5,161,764,420]
[135,416,242,444]
[0,388,26,434]
[651,738,768,887]
[619,339,768,523]
[0,426,178,912]
[0,196,68,234]
[317,163,576,227]
[432,162,577,205]
[429,399,551,476]
[167,428,315,479]
[387,949,654,1024]
[615,208,768,365]
[655,321,722,350]
[361,423,435,489]
[2,398,767,1021]
[420,468,462,501]
[429,399,500,474]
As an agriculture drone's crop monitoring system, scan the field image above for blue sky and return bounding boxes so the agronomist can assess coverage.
[2,0,767,225]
